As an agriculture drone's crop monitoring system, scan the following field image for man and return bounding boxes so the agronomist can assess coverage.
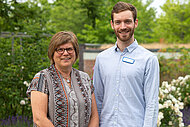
[93,1,159,127]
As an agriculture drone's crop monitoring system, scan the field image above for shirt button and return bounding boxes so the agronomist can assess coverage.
[117,81,119,83]
[115,108,118,110]
[116,94,118,96]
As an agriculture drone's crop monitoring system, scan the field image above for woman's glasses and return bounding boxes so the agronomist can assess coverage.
[55,47,74,55]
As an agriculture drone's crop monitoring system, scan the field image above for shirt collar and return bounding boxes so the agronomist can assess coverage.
[114,39,138,53]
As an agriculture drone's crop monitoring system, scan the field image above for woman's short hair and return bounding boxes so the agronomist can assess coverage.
[111,2,137,23]
[48,31,79,64]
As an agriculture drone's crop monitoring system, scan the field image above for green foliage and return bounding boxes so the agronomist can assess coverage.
[77,19,115,44]
[1,0,190,44]
[159,48,190,83]
[133,0,157,43]
[154,0,190,43]
[46,0,89,34]
[80,0,103,28]
[77,0,157,44]
[0,0,48,33]
[0,36,50,119]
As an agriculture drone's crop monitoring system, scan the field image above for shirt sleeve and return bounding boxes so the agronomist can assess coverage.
[26,71,48,97]
[143,55,160,127]
[93,56,104,116]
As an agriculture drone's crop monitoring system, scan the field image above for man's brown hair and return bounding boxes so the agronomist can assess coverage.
[111,1,137,22]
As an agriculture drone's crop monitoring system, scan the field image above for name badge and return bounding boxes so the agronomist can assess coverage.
[122,57,135,64]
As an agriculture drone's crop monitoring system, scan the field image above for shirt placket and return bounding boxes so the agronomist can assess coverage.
[113,53,122,127]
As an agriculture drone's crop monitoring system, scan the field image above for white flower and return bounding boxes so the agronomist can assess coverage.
[178,117,183,123]
[159,104,164,109]
[23,81,29,87]
[174,103,179,110]
[172,98,178,104]
[178,76,184,81]
[171,86,176,91]
[162,81,169,87]
[171,79,176,84]
[175,110,183,117]
[166,100,172,106]
[178,112,183,117]
[168,121,172,125]
[178,97,181,101]
[20,100,26,105]
[163,89,169,94]
[157,111,164,126]
[158,112,164,120]
[7,52,11,56]
[179,122,184,127]
[158,75,189,127]
[167,94,173,99]
[180,80,186,86]
[163,103,169,108]
[157,121,161,127]
[178,102,184,109]
[24,98,28,101]
[184,75,190,81]
[21,66,24,69]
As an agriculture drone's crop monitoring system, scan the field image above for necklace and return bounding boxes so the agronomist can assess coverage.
[63,77,70,83]
[66,78,70,83]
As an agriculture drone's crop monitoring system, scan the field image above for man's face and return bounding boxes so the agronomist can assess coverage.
[111,10,138,42]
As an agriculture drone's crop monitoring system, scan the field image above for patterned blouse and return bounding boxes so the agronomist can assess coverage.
[26,64,94,127]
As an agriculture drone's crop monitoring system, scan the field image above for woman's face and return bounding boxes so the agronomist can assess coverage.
[53,42,76,69]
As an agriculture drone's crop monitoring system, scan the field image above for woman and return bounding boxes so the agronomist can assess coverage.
[27,31,99,127]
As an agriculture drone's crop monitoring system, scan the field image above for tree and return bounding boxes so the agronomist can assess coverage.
[0,0,51,36]
[154,0,190,43]
[80,0,103,28]
[46,0,89,34]
[77,0,157,44]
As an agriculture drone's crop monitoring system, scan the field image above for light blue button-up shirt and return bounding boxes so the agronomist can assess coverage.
[93,40,160,127]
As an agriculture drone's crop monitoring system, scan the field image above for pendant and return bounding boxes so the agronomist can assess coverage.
[66,79,70,83]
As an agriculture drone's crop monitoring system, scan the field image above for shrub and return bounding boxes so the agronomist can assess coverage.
[158,75,190,127]
[0,37,50,119]
[159,48,190,83]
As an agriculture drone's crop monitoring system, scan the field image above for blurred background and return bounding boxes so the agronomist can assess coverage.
[0,0,190,126]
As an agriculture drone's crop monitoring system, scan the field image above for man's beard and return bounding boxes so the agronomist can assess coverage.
[114,27,135,42]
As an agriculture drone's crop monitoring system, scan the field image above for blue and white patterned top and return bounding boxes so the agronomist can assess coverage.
[93,40,160,127]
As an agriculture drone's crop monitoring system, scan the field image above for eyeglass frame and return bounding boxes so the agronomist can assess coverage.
[55,47,75,55]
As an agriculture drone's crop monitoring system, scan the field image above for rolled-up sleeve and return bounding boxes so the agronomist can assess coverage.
[143,55,160,127]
